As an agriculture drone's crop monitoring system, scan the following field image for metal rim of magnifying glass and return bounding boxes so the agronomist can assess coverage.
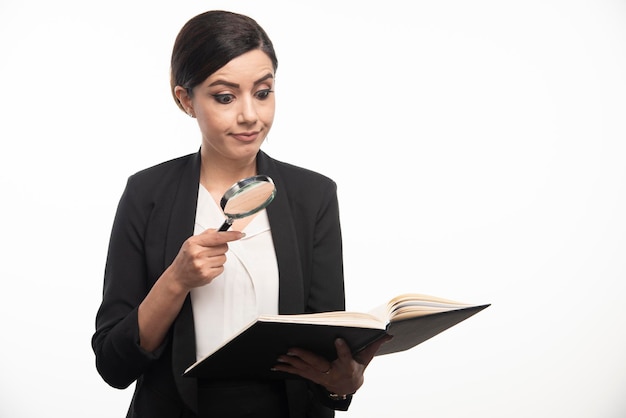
[220,174,276,219]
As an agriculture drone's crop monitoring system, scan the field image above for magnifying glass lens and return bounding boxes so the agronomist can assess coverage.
[218,175,276,231]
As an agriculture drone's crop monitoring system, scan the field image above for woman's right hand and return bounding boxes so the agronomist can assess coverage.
[168,229,245,292]
[138,228,244,352]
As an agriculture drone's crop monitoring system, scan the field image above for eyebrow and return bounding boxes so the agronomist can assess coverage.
[208,73,274,89]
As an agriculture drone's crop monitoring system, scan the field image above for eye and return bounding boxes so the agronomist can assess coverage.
[212,94,235,104]
[255,89,274,100]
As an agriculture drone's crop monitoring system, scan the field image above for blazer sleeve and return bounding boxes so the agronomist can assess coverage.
[91,174,167,389]
[310,181,355,410]
[306,178,345,312]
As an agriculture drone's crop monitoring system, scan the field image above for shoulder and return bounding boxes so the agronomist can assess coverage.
[128,153,196,187]
[118,152,198,211]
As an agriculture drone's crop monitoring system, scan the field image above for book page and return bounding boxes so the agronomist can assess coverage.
[384,293,473,321]
[258,311,386,329]
[255,293,475,330]
[388,293,469,306]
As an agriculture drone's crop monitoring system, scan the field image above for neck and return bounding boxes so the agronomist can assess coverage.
[200,148,258,197]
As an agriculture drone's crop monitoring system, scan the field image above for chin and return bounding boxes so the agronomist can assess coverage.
[232,145,263,161]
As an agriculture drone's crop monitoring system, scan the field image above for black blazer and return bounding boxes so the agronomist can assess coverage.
[92,150,351,417]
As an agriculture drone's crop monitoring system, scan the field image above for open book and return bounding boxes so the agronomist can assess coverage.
[184,293,490,380]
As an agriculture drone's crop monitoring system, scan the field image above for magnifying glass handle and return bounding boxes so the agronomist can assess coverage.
[218,219,233,232]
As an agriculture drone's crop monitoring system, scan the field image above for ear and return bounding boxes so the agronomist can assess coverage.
[174,86,195,117]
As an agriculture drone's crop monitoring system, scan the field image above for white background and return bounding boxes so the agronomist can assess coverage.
[1,1,625,417]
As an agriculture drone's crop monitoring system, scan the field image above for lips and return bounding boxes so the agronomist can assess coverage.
[231,131,260,142]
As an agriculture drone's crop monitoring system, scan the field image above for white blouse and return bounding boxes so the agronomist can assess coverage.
[190,184,279,361]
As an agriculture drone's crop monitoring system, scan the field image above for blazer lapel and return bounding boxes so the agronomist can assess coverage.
[257,151,305,314]
[166,151,201,414]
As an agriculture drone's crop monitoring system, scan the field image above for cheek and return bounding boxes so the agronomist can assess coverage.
[199,110,230,132]
[259,104,276,126]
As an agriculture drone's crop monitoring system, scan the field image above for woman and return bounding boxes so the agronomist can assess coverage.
[92,10,388,418]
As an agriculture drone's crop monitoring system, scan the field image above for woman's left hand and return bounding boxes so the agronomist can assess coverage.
[272,335,393,396]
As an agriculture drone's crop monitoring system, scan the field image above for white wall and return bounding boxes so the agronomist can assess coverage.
[1,1,625,417]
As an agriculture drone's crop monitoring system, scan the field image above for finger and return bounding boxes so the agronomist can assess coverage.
[200,254,227,269]
[182,237,227,261]
[282,348,330,374]
[334,338,354,362]
[197,242,229,258]
[355,334,393,366]
[273,353,315,380]
[197,229,245,246]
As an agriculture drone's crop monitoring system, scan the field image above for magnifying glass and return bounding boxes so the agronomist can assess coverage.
[217,175,276,231]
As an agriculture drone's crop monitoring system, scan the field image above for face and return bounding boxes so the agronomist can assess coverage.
[177,49,276,164]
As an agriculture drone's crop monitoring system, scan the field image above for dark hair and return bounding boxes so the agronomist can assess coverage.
[170,10,278,111]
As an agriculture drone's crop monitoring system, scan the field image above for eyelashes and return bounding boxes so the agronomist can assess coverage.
[255,89,274,100]
[212,94,234,104]
[211,89,274,105]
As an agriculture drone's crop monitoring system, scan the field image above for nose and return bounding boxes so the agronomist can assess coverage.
[237,96,258,125]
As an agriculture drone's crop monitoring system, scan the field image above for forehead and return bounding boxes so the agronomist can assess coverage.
[208,49,275,84]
